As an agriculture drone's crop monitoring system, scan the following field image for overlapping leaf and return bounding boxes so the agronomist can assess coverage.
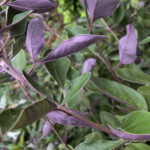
[26,18,44,62]
[40,34,106,63]
[80,0,119,23]
[116,65,150,84]
[6,0,56,13]
[90,77,148,110]
[0,100,56,134]
[0,10,33,34]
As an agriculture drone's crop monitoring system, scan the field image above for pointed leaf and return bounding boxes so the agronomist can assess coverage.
[75,140,125,150]
[116,65,150,84]
[91,77,148,110]
[0,100,56,134]
[61,72,91,105]
[0,10,33,34]
[26,18,44,62]
[119,24,137,64]
[80,0,119,22]
[140,36,150,45]
[42,121,52,138]
[45,57,71,88]
[6,0,56,13]
[40,34,106,63]
[109,126,150,141]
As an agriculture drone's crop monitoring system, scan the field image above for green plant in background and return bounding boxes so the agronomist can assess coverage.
[0,0,150,149]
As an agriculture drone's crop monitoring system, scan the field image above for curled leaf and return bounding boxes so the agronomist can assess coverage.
[80,0,119,23]
[41,34,106,63]
[46,109,89,127]
[26,18,44,62]
[119,24,137,64]
[82,58,97,74]
[6,0,56,13]
[109,126,150,141]
[42,121,52,138]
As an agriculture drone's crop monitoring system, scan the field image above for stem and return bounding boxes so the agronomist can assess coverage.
[54,102,115,137]
[101,18,119,42]
[83,0,121,83]
[45,117,71,150]
[0,0,9,7]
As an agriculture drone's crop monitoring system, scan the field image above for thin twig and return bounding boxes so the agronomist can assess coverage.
[0,0,9,7]
[45,117,71,150]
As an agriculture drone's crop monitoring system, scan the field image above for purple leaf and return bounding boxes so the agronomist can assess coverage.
[46,109,89,127]
[119,24,137,64]
[6,0,56,13]
[0,34,3,46]
[40,34,106,63]
[82,58,97,74]
[80,0,119,22]
[109,126,150,141]
[42,121,52,138]
[26,18,44,62]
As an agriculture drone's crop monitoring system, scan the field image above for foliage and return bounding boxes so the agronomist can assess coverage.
[0,0,150,149]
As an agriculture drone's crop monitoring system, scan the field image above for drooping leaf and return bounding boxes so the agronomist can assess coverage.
[13,49,26,71]
[116,65,150,84]
[61,72,91,105]
[75,140,125,150]
[109,126,150,141]
[46,109,89,127]
[90,77,148,110]
[0,10,33,34]
[122,111,150,134]
[82,58,97,74]
[40,34,106,63]
[80,0,119,23]
[100,111,121,128]
[119,24,137,64]
[125,143,150,150]
[26,18,44,62]
[42,121,52,138]
[113,2,125,23]
[0,100,56,134]
[6,0,56,13]
[22,71,46,97]
[45,57,71,88]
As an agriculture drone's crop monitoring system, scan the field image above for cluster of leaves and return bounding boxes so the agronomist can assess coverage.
[0,0,150,149]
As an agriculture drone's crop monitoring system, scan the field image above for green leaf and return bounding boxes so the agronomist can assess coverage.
[13,49,26,71]
[75,140,125,150]
[65,25,88,37]
[0,100,56,134]
[22,71,46,97]
[122,111,150,134]
[100,111,121,128]
[91,77,148,110]
[61,72,91,105]
[11,37,26,58]
[45,58,71,88]
[113,2,125,23]
[140,36,150,45]
[0,10,33,33]
[116,65,150,84]
[125,143,150,150]
[11,19,27,37]
[138,85,150,110]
